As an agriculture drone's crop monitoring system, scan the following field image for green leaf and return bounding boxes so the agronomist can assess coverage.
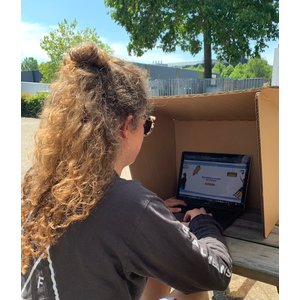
[21,57,39,71]
[39,19,113,83]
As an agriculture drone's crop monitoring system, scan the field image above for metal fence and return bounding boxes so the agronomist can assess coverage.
[148,78,269,96]
[21,78,269,96]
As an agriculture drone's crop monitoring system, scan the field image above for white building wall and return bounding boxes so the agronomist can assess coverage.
[271,48,279,86]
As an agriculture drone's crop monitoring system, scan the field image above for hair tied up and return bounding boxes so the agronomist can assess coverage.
[69,42,109,70]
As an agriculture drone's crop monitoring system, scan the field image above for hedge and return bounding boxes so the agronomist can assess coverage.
[21,92,48,118]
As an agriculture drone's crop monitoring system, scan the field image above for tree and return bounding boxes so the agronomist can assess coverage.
[244,57,272,79]
[221,65,234,78]
[228,58,272,79]
[21,57,39,71]
[38,62,57,83]
[104,0,278,78]
[186,64,204,78]
[40,19,113,82]
[212,62,226,75]
[229,63,247,79]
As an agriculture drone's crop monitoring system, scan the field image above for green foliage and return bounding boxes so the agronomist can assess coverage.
[212,62,226,75]
[104,0,279,77]
[244,58,272,79]
[212,58,272,79]
[187,64,204,78]
[229,63,247,79]
[221,65,234,78]
[38,61,57,83]
[187,65,204,72]
[21,92,48,118]
[21,57,39,71]
[40,19,113,82]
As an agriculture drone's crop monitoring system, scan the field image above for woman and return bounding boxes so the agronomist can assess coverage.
[21,42,232,300]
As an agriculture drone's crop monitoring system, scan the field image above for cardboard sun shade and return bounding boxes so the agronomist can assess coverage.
[126,87,279,238]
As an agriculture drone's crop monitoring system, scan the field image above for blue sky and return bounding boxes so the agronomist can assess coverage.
[21,0,279,66]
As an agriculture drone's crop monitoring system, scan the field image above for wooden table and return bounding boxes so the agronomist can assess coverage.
[223,209,279,287]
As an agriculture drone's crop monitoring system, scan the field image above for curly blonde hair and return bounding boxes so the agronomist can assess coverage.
[21,42,152,274]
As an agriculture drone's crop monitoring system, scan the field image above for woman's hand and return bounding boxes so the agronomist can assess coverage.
[164,197,187,213]
[183,207,212,223]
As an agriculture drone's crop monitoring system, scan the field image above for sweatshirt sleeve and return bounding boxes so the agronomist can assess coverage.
[126,195,232,294]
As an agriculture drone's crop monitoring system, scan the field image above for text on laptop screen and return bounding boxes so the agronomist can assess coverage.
[178,158,248,204]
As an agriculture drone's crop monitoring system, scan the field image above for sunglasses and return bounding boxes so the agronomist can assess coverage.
[143,115,156,137]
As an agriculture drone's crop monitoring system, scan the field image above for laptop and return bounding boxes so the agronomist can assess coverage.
[174,151,251,230]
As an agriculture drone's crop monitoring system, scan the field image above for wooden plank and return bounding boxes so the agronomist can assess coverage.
[224,219,279,248]
[226,237,279,286]
[239,208,262,223]
[224,209,279,248]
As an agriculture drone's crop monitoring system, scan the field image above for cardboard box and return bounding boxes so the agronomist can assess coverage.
[126,87,279,238]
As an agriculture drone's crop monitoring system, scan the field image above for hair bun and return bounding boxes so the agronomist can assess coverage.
[69,42,108,69]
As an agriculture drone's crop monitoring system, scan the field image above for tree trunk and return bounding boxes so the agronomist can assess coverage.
[203,32,212,78]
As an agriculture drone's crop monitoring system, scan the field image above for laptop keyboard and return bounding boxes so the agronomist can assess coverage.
[174,208,241,230]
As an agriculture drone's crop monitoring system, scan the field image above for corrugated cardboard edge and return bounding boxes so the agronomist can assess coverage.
[255,87,279,238]
[150,88,261,102]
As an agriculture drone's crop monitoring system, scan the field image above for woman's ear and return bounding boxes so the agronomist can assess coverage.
[120,115,134,138]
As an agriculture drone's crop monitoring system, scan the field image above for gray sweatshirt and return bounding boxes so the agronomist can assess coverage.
[21,174,232,300]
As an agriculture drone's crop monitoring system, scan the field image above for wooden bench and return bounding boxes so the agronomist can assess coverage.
[223,209,279,287]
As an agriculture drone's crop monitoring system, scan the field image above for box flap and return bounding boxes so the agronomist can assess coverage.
[129,111,177,199]
[256,87,279,238]
[151,89,259,121]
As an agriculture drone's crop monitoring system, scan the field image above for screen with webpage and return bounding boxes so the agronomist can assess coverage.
[178,159,248,204]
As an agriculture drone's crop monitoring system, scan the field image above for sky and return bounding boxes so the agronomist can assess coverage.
[21,0,279,66]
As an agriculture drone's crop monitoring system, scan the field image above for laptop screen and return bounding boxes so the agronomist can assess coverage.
[176,152,251,209]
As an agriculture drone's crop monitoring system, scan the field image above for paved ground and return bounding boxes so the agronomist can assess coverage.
[21,117,279,299]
